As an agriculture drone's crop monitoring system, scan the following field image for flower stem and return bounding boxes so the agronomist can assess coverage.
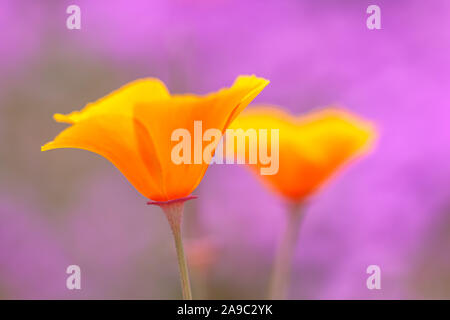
[153,198,193,300]
[268,203,304,299]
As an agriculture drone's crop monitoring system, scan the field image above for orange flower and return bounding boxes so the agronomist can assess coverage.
[228,106,376,203]
[41,75,269,201]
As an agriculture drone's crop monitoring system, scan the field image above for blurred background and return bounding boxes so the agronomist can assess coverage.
[1,0,450,299]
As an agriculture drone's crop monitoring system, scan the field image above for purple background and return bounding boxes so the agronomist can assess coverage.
[1,0,450,299]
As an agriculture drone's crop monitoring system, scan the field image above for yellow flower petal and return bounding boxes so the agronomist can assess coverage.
[53,78,170,124]
[42,114,166,200]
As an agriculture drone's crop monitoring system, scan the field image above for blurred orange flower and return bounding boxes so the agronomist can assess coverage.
[229,106,376,203]
[42,75,269,202]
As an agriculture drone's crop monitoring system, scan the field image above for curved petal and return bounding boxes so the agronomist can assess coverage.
[54,78,170,124]
[41,114,165,200]
[134,75,270,200]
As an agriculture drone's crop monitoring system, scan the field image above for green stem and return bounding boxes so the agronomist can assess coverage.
[268,203,304,299]
[160,201,193,300]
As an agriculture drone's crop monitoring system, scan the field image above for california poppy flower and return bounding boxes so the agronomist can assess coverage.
[228,107,375,202]
[42,75,269,299]
[42,76,269,202]
[228,106,376,299]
